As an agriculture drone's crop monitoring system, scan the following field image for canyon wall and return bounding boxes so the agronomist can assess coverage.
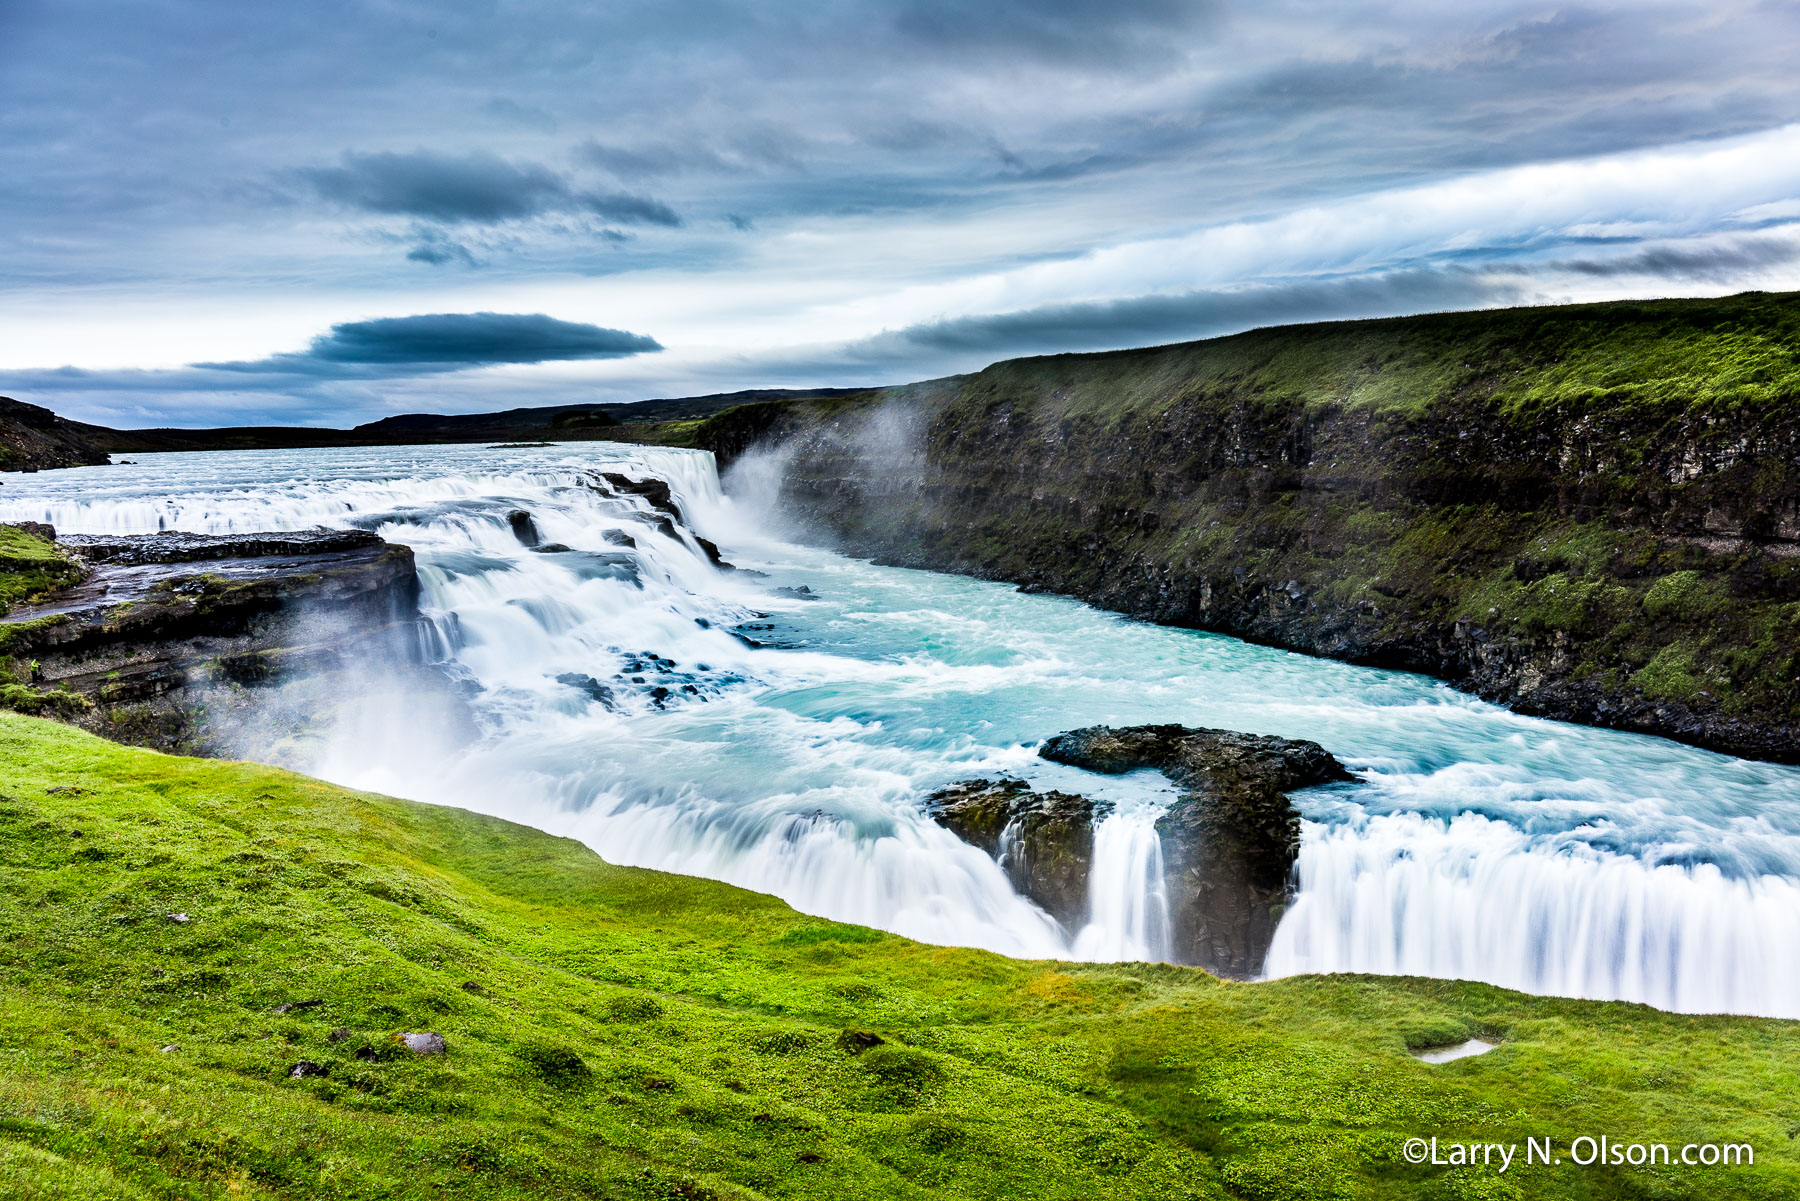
[707,292,1800,760]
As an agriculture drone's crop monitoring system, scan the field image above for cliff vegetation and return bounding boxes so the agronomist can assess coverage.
[716,292,1800,760]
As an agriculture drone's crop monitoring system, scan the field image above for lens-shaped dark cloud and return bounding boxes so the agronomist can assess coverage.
[1560,235,1800,282]
[203,313,662,375]
[843,268,1528,362]
[579,191,681,226]
[300,151,567,223]
[299,150,680,227]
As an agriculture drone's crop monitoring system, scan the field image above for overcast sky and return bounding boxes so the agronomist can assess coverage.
[4,0,1800,427]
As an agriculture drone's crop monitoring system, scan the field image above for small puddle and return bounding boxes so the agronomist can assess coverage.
[1413,1039,1498,1064]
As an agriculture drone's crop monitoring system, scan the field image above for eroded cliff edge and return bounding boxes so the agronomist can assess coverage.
[701,292,1800,761]
[0,525,428,752]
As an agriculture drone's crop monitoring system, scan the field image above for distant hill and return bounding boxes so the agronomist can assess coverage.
[0,397,114,471]
[89,387,879,455]
[0,388,880,465]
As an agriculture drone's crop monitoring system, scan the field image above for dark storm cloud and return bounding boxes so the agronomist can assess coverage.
[299,150,680,227]
[840,270,1529,364]
[581,192,682,226]
[1559,234,1800,283]
[202,313,662,375]
[301,151,569,223]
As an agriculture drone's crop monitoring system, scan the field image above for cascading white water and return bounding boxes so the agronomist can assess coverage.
[9,441,1800,1017]
[1265,812,1800,1016]
[1072,805,1172,962]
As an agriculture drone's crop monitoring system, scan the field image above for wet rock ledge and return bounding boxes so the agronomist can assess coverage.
[929,723,1351,977]
[0,525,422,752]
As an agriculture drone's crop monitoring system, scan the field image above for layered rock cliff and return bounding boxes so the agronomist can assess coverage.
[0,525,426,752]
[713,292,1800,761]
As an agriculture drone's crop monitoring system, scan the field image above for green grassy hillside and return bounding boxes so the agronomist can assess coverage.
[3,711,1797,1200]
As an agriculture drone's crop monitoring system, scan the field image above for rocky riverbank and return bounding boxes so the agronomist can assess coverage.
[700,293,1800,762]
[0,524,426,752]
[929,724,1352,976]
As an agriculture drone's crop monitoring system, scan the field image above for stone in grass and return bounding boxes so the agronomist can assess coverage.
[271,998,323,1015]
[288,1060,328,1079]
[397,1032,448,1055]
[327,1027,352,1043]
[836,1028,885,1054]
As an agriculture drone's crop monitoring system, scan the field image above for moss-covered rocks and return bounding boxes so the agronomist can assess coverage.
[928,727,1350,975]
[1042,724,1352,976]
[926,778,1099,926]
[0,527,428,751]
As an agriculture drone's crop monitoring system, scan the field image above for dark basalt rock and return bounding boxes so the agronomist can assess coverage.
[271,998,323,1015]
[505,510,541,547]
[926,778,1102,928]
[929,726,1350,976]
[1041,724,1351,977]
[599,472,686,525]
[0,396,112,471]
[59,528,385,565]
[693,533,735,570]
[557,672,618,709]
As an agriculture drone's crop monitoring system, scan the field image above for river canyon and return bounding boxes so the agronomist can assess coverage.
[6,440,1800,1020]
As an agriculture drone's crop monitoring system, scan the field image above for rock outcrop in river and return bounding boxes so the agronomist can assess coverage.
[686,292,1800,763]
[927,779,1099,927]
[928,723,1352,977]
[0,525,424,752]
[1043,724,1351,976]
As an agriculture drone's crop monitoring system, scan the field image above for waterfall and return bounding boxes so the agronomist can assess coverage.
[9,441,1800,1017]
[1072,808,1172,961]
[1265,812,1800,1017]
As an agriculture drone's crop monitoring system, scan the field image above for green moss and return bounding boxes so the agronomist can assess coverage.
[0,527,81,615]
[0,526,66,567]
[1643,571,1727,622]
[0,682,92,717]
[1,712,1798,1199]
[1633,643,1705,702]
[0,614,70,657]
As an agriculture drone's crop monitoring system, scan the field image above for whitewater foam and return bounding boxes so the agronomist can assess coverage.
[8,441,1800,1016]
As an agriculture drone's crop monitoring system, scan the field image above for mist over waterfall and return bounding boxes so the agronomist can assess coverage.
[10,442,1800,1018]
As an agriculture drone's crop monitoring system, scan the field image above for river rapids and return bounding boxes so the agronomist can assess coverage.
[7,441,1800,1018]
